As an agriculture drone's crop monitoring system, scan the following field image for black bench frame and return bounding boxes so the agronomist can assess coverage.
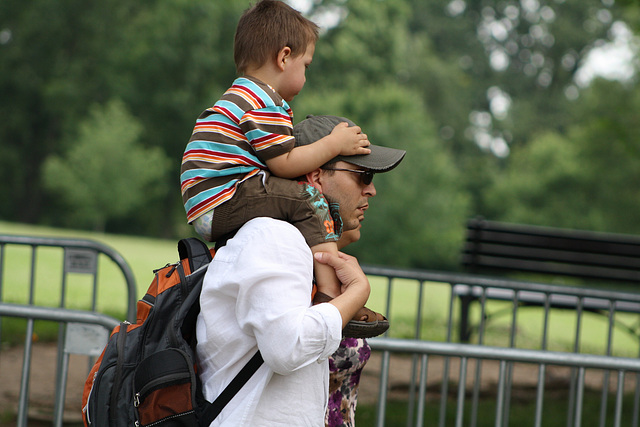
[457,218,640,341]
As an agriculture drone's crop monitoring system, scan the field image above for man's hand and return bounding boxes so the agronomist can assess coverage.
[314,251,370,328]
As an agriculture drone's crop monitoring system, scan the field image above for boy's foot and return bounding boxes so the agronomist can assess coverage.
[313,292,389,339]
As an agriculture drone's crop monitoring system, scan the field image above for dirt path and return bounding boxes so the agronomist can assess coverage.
[0,343,88,425]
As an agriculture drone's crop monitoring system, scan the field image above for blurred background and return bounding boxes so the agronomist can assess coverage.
[1,0,639,271]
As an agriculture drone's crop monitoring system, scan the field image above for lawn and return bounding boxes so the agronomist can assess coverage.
[0,221,181,342]
[2,221,640,358]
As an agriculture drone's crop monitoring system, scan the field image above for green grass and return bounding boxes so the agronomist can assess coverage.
[2,221,640,357]
[365,273,640,358]
[0,221,180,294]
[0,221,180,344]
[356,391,639,426]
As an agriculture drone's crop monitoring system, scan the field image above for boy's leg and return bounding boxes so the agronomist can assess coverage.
[311,241,342,299]
[193,210,215,242]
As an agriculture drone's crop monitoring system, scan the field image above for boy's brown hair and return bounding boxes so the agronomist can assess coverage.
[234,0,319,75]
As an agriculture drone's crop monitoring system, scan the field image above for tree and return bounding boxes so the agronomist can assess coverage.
[484,78,640,235]
[0,0,118,223]
[361,0,626,217]
[0,0,243,234]
[42,99,170,231]
[295,0,472,269]
[566,77,640,234]
[2,0,637,259]
[301,0,632,241]
[483,131,593,228]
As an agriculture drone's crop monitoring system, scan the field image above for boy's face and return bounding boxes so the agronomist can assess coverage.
[280,42,315,102]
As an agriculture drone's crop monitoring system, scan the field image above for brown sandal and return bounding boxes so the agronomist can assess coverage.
[313,292,389,338]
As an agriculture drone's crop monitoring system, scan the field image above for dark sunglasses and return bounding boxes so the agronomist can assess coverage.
[323,168,375,185]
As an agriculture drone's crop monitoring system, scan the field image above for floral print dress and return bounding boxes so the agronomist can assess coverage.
[325,337,372,427]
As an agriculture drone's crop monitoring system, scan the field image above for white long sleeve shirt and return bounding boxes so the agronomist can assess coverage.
[196,217,344,426]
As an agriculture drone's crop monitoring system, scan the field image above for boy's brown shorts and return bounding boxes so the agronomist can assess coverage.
[209,172,342,247]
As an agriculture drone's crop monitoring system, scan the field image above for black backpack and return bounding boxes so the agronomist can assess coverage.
[82,237,263,426]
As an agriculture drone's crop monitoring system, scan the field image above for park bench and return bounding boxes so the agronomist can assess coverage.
[456,217,640,341]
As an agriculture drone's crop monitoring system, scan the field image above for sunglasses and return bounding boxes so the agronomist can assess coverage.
[323,168,375,186]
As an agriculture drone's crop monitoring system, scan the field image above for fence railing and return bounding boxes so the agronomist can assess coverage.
[368,337,640,427]
[4,234,640,426]
[362,265,640,427]
[0,234,136,426]
[363,265,640,352]
[0,303,118,426]
[0,234,137,321]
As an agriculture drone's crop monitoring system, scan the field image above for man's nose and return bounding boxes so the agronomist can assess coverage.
[364,182,376,197]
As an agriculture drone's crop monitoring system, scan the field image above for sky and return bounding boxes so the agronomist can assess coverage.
[575,21,637,87]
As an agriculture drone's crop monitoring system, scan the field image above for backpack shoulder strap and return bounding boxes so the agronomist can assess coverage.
[182,234,262,425]
[178,238,212,272]
[198,351,264,426]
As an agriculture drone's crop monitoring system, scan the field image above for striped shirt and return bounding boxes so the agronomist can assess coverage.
[180,77,295,223]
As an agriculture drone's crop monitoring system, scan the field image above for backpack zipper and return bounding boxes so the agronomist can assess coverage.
[82,370,98,425]
[133,371,192,407]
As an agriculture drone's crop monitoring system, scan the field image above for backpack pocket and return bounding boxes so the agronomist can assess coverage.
[84,362,116,426]
[134,348,198,426]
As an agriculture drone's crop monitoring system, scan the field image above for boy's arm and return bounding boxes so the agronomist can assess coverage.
[266,122,371,178]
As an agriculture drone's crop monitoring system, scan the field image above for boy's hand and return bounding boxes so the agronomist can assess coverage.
[330,122,372,156]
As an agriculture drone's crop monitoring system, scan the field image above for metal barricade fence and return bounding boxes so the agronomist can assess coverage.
[4,233,640,426]
[0,235,137,321]
[362,265,640,427]
[0,303,119,426]
[0,235,136,426]
[368,337,640,427]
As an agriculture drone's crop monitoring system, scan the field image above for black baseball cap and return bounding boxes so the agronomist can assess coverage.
[293,115,406,172]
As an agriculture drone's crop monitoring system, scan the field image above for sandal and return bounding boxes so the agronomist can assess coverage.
[313,292,389,338]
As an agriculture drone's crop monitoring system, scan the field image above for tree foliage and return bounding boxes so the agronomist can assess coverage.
[485,77,640,234]
[42,100,170,231]
[0,0,244,235]
[295,0,471,269]
[1,0,639,269]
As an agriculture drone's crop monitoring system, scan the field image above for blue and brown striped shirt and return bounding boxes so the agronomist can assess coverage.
[180,76,295,223]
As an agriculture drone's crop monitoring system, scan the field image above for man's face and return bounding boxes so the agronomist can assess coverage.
[316,161,377,232]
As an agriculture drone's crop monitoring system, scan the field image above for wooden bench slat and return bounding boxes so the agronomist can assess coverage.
[462,254,640,283]
[462,242,640,271]
[467,229,640,257]
[463,218,640,283]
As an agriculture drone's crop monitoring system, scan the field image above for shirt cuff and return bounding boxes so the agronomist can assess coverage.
[311,302,343,361]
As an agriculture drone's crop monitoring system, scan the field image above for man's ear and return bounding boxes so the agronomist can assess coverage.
[305,168,323,191]
[276,46,292,71]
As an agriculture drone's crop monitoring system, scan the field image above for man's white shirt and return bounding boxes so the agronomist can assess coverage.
[196,218,343,426]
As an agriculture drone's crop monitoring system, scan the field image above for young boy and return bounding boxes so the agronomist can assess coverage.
[180,0,386,337]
